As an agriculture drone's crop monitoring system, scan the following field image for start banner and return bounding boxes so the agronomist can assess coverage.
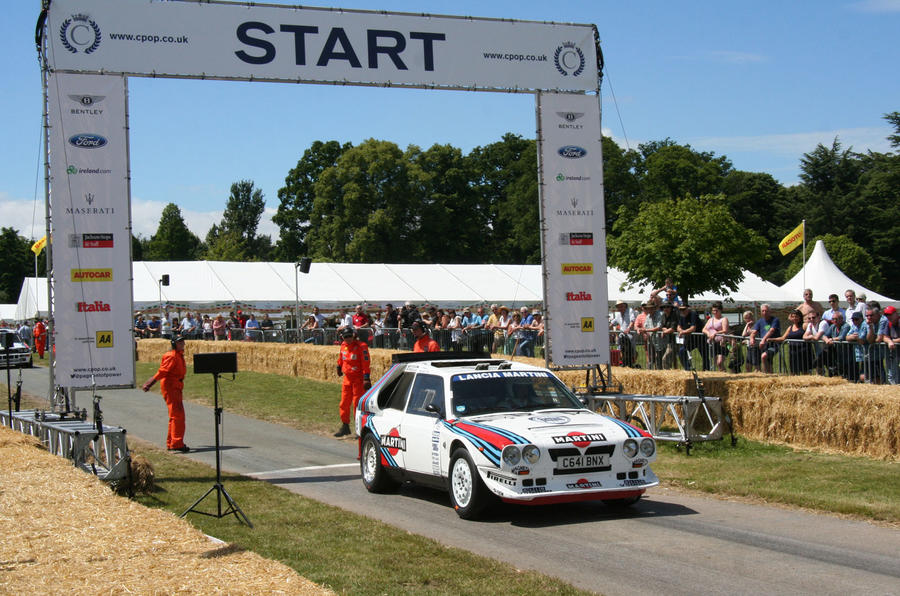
[538,92,609,366]
[48,72,135,388]
[46,0,598,92]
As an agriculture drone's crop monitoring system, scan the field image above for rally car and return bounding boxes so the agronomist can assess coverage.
[0,329,33,369]
[356,352,658,519]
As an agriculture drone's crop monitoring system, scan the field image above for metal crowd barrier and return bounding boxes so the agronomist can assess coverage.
[611,330,895,382]
[0,409,130,481]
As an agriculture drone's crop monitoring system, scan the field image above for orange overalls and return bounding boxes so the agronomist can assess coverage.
[33,321,46,358]
[337,339,370,424]
[414,336,440,352]
[154,349,187,449]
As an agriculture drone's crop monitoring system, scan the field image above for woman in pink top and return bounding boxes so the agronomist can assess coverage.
[703,301,729,371]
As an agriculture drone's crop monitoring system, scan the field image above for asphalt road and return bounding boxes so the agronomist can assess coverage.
[6,366,900,596]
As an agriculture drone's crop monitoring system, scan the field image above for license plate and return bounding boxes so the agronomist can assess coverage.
[558,454,608,469]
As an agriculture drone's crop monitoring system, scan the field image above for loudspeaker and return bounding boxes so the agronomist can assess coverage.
[161,274,170,286]
[193,352,238,374]
[298,257,312,274]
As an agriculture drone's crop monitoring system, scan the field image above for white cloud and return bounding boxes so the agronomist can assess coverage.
[688,127,893,157]
[1,193,279,245]
[849,0,900,13]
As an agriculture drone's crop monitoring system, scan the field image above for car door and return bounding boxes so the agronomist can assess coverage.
[370,371,415,470]
[400,373,446,476]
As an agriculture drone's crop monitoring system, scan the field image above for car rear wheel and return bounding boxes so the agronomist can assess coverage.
[448,448,491,519]
[360,434,398,493]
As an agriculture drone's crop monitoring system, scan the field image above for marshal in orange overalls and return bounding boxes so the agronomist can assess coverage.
[149,346,187,450]
[337,336,371,425]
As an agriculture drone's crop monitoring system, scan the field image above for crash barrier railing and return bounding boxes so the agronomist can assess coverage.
[612,330,897,383]
[0,408,130,481]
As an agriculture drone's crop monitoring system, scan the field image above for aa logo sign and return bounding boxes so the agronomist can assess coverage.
[95,330,113,348]
[581,318,594,332]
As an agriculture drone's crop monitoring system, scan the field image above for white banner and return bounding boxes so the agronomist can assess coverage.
[46,0,597,92]
[48,72,135,388]
[537,92,609,366]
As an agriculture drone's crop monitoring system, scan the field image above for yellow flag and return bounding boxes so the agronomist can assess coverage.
[778,222,804,256]
[31,236,47,255]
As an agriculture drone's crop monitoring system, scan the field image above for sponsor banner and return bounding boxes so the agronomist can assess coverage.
[538,92,609,366]
[46,0,597,92]
[48,72,134,388]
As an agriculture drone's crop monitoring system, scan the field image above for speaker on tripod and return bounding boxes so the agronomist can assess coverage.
[180,352,252,527]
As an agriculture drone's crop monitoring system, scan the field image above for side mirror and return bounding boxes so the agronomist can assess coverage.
[425,402,443,417]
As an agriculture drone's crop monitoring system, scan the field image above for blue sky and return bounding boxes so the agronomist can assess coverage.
[2,0,897,242]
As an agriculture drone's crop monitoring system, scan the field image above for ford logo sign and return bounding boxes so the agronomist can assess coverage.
[558,146,587,159]
[68,134,108,149]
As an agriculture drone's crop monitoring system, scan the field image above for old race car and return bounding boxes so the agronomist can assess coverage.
[356,352,658,519]
[0,329,33,369]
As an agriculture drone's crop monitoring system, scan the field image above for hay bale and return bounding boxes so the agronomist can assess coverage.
[0,425,331,594]
[129,454,155,494]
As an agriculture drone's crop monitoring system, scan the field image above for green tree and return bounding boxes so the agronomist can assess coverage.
[884,111,900,149]
[273,140,351,262]
[640,143,732,203]
[306,139,416,262]
[406,143,485,262]
[205,180,272,261]
[601,135,641,232]
[0,227,34,303]
[785,234,884,291]
[146,203,202,261]
[608,195,766,301]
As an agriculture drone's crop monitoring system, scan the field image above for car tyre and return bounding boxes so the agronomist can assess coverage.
[360,434,399,493]
[448,448,492,520]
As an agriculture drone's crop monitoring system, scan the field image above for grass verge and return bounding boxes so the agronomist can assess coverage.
[132,442,592,596]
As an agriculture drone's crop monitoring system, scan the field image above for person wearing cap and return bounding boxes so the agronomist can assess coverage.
[659,301,679,369]
[822,310,853,380]
[610,300,637,367]
[411,320,440,353]
[142,335,189,452]
[881,305,898,384]
[845,310,867,382]
[334,327,371,437]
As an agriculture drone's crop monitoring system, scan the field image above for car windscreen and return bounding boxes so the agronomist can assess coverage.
[450,371,582,417]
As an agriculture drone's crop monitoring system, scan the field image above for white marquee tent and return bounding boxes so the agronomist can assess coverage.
[781,240,895,305]
[13,261,798,322]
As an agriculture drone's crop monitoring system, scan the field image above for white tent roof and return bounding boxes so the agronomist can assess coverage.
[0,304,17,324]
[781,240,895,304]
[15,277,49,321]
[15,261,804,318]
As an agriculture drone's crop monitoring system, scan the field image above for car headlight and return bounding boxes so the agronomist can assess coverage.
[522,444,540,464]
[640,438,656,457]
[622,439,638,458]
[502,445,521,466]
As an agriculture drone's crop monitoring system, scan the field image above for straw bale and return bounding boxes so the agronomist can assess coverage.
[0,425,331,595]
[136,341,900,459]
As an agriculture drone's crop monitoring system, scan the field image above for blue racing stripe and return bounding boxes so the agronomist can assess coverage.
[604,416,641,438]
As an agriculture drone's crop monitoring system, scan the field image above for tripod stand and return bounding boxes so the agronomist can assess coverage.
[181,371,252,527]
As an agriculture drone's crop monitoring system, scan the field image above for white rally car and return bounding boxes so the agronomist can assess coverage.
[356,352,658,519]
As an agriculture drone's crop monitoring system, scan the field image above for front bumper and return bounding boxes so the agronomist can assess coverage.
[480,465,659,504]
[0,350,32,367]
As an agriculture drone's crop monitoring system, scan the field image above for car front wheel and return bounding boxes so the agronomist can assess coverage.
[448,448,491,519]
[360,434,398,493]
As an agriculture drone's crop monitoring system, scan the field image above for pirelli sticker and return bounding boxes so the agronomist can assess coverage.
[561,263,593,275]
[71,268,112,282]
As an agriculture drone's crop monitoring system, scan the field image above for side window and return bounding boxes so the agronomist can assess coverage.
[379,372,415,411]
[406,374,445,417]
